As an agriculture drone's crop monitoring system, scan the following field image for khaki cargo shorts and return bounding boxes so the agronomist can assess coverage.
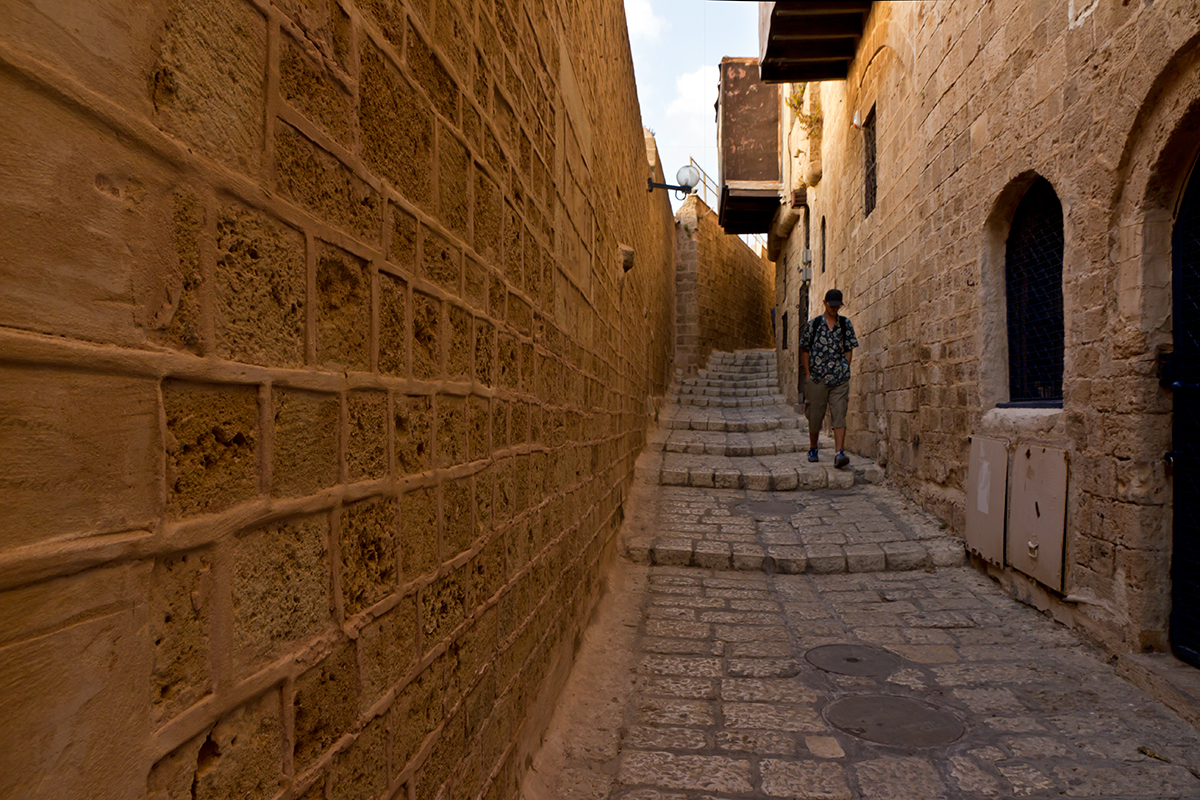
[804,377,849,430]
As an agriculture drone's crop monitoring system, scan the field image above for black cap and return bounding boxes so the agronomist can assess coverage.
[824,289,844,307]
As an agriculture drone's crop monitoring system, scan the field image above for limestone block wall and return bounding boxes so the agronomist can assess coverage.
[0,0,675,798]
[779,0,1200,652]
[675,195,776,376]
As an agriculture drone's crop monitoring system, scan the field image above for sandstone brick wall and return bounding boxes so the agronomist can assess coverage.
[0,1,675,797]
[778,0,1200,652]
[675,195,776,376]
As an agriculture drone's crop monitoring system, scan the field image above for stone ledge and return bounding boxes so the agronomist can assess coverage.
[624,536,965,576]
[1116,652,1200,731]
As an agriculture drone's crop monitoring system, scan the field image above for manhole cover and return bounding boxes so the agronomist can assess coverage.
[825,695,965,747]
[737,500,801,519]
[805,644,900,677]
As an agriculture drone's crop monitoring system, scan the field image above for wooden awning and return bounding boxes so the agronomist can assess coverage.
[758,1,872,83]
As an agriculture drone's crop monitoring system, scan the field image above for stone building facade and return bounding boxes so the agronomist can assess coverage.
[773,0,1200,659]
[675,195,776,378]
[0,0,676,797]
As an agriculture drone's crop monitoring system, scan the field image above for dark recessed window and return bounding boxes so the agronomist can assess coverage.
[1004,176,1064,406]
[863,106,877,217]
[782,311,789,350]
[821,216,826,273]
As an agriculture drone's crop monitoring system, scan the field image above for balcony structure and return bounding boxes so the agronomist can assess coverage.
[717,58,781,235]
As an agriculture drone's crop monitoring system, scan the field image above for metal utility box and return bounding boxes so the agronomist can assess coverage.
[966,436,1009,565]
[1006,444,1069,591]
[717,57,781,235]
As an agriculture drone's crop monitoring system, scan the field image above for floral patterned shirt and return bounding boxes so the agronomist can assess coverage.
[800,314,859,387]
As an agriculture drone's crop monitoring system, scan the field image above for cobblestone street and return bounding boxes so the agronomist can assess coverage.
[525,352,1200,799]
[526,483,1200,800]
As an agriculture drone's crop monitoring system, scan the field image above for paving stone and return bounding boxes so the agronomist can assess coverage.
[804,736,846,759]
[624,726,708,751]
[634,698,715,727]
[761,760,851,799]
[715,729,796,755]
[724,702,825,732]
[855,757,948,800]
[617,751,754,793]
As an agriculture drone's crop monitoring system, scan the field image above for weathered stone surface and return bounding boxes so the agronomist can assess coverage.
[164,381,259,516]
[272,387,339,497]
[761,760,850,799]
[617,751,753,793]
[233,515,331,669]
[150,690,284,800]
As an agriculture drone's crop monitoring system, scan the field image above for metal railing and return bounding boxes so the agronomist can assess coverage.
[688,157,769,257]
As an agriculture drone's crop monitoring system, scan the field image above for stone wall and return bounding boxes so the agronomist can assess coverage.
[776,0,1200,652]
[675,195,776,376]
[0,0,675,797]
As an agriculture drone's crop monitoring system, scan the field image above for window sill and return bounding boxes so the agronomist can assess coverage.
[995,400,1063,409]
[980,405,1064,438]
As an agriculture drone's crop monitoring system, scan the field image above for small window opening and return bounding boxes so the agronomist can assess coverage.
[863,106,877,217]
[820,216,826,273]
[782,311,789,350]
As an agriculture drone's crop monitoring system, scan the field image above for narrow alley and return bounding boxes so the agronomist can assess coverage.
[526,351,1200,799]
[5,2,1200,799]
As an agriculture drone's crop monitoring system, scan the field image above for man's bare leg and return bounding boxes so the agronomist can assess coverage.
[834,427,846,452]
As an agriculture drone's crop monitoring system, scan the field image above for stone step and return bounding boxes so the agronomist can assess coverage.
[641,451,885,491]
[660,414,800,432]
[673,395,787,408]
[699,365,777,377]
[680,376,778,390]
[676,385,778,398]
[625,534,965,574]
[649,429,810,457]
[707,349,774,362]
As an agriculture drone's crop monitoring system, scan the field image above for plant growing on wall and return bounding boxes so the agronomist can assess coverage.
[786,83,823,142]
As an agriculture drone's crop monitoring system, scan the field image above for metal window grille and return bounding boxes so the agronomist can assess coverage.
[1170,164,1200,667]
[863,107,877,217]
[1004,177,1064,405]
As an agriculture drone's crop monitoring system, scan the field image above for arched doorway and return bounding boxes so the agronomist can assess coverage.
[1172,158,1200,667]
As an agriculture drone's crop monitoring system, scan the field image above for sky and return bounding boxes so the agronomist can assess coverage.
[623,0,761,210]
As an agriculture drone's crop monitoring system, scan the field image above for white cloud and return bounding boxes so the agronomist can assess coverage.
[625,0,667,42]
[663,65,718,153]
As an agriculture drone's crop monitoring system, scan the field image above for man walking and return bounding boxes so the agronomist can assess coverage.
[800,289,859,468]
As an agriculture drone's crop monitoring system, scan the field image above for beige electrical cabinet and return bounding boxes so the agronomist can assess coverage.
[1006,444,1069,592]
[965,436,1009,565]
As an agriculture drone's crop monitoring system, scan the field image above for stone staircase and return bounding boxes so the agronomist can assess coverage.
[643,349,885,491]
[626,349,965,574]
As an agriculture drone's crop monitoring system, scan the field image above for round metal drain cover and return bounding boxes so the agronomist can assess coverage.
[805,644,900,677]
[825,695,965,747]
[737,500,801,519]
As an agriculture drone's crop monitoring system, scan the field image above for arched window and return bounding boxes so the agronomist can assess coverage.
[1004,177,1064,405]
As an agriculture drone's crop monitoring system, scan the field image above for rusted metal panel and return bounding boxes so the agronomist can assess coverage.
[718,58,780,186]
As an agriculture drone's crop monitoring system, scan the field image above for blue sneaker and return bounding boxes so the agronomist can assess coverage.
[807,448,819,462]
[834,450,850,469]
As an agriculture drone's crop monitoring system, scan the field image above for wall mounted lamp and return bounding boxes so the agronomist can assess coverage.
[648,165,701,199]
[851,109,862,130]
